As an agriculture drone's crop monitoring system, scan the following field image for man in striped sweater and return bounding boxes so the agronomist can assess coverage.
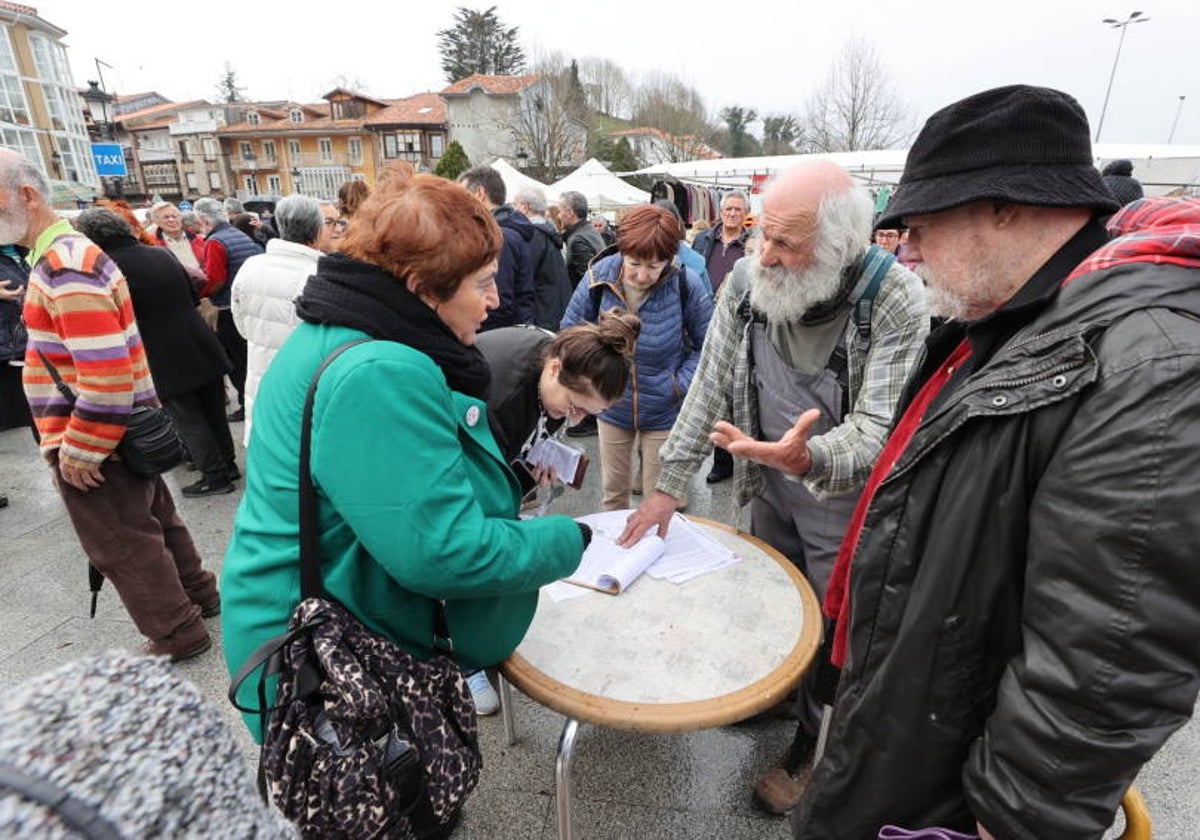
[2,150,217,662]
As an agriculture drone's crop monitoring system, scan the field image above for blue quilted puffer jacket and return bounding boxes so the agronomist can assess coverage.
[560,252,713,431]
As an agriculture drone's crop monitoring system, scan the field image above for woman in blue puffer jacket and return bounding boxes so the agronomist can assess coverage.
[561,204,713,510]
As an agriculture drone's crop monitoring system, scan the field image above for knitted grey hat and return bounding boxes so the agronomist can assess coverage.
[0,651,297,838]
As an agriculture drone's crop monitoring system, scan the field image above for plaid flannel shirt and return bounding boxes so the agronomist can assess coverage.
[657,251,929,506]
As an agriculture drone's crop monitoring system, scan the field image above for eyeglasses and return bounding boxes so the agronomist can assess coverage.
[325,218,349,231]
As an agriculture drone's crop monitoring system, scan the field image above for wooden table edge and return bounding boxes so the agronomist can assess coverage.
[500,517,823,733]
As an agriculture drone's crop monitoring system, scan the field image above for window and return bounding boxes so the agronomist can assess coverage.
[202,137,217,160]
[267,174,281,193]
[209,171,222,189]
[383,134,398,158]
[430,134,445,159]
[261,140,276,160]
[244,175,257,192]
[0,28,30,127]
[186,172,198,190]
[239,141,253,160]
[289,108,303,124]
[246,110,260,125]
[287,139,301,158]
[318,137,333,162]
[348,137,362,165]
[332,100,363,120]
[179,140,193,162]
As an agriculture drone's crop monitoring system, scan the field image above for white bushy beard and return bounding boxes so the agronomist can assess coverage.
[0,198,28,246]
[747,250,847,323]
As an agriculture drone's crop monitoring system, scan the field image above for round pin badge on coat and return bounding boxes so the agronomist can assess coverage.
[465,406,480,427]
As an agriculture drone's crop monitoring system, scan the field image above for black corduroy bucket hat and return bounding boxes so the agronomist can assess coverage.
[877,85,1120,228]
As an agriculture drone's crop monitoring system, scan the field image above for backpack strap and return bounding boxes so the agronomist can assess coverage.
[825,246,895,416]
[0,762,122,840]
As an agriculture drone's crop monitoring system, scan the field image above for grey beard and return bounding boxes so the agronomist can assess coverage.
[748,256,846,323]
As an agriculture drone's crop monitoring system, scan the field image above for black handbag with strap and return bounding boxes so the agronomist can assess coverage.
[229,339,482,839]
[35,350,184,479]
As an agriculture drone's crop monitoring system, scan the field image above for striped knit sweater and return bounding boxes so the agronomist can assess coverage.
[21,220,158,465]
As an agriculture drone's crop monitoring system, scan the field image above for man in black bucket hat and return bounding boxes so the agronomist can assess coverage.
[793,85,1200,839]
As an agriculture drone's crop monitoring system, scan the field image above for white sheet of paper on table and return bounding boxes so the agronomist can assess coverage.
[541,510,740,602]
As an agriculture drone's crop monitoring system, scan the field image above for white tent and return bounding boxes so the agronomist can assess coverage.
[626,144,1200,196]
[548,158,650,210]
[489,158,550,202]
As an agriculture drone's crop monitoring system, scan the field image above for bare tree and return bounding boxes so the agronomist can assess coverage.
[577,57,633,119]
[631,71,713,162]
[504,52,587,180]
[802,38,910,152]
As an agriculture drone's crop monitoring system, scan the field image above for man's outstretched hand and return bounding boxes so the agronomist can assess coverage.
[710,408,821,476]
[617,491,678,546]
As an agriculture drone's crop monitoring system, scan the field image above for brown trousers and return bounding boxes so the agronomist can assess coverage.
[52,455,216,652]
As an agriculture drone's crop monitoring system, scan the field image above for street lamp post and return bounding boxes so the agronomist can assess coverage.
[1095,11,1150,143]
[81,79,123,199]
[1168,95,1186,144]
[290,166,302,195]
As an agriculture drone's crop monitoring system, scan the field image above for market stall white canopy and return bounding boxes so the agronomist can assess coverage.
[489,158,550,201]
[548,158,650,210]
[626,145,1200,197]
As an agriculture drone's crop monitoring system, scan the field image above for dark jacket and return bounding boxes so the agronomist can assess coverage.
[527,221,573,331]
[204,221,264,308]
[563,219,605,287]
[691,225,750,261]
[0,246,29,362]
[560,251,713,432]
[475,324,561,461]
[100,236,230,399]
[797,204,1200,839]
[481,206,535,331]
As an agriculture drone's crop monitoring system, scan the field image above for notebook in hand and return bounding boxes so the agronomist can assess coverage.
[524,437,588,489]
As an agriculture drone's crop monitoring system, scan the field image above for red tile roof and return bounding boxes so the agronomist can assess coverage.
[364,93,446,127]
[0,2,66,35]
[441,74,540,96]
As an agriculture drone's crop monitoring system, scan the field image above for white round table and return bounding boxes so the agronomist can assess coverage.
[499,517,821,839]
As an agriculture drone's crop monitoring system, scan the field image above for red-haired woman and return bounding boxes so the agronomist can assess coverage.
[222,170,590,741]
[560,204,714,511]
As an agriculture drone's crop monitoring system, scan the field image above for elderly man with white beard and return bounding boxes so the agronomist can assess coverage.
[618,159,928,813]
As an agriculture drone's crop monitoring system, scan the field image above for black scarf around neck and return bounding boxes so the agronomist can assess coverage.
[295,253,491,400]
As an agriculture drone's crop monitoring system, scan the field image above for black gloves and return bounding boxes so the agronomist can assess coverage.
[577,522,593,549]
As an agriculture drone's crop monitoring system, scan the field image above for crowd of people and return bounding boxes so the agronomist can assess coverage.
[0,80,1198,839]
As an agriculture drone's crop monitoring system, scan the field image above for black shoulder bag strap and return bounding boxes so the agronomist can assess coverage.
[0,761,122,840]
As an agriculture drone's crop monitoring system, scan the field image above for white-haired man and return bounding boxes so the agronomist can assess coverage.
[513,184,572,329]
[231,194,330,445]
[150,201,206,271]
[3,149,217,662]
[619,159,929,813]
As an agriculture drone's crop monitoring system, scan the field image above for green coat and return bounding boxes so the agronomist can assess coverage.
[222,323,584,726]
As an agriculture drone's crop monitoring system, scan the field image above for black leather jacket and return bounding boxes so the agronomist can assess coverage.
[797,213,1200,839]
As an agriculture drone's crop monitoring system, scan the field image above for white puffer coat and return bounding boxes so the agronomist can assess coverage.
[230,239,321,444]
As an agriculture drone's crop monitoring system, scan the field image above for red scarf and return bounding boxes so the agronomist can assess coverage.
[822,339,972,668]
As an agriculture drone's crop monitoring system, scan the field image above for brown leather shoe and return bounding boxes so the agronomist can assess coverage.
[143,634,212,663]
[752,764,812,815]
[199,597,221,618]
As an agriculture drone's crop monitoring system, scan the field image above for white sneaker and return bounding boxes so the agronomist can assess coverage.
[466,670,500,716]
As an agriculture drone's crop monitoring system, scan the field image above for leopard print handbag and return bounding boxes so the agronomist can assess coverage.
[228,340,481,838]
[255,597,481,838]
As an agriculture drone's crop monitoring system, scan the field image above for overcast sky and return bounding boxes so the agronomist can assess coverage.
[42,0,1200,147]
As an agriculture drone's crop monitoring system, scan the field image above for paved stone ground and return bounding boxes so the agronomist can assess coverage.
[1,422,1195,838]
